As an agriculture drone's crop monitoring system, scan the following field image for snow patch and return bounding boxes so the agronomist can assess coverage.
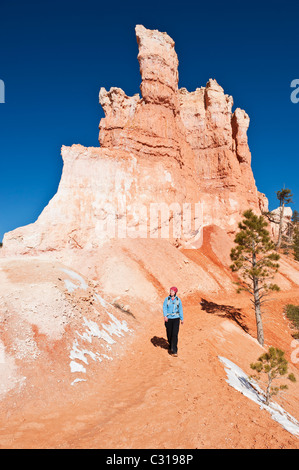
[77,312,130,345]
[219,356,299,437]
[71,378,87,386]
[70,361,86,373]
[94,293,109,308]
[60,268,88,292]
[69,305,132,385]
[65,275,133,385]
[164,170,174,186]
[70,339,102,365]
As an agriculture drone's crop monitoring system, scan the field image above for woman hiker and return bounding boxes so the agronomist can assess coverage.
[163,286,184,357]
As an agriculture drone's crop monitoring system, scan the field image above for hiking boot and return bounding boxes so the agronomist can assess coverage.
[172,353,178,357]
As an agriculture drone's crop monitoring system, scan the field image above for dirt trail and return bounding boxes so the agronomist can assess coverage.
[1,290,298,449]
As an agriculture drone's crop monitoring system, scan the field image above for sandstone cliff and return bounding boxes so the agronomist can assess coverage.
[1,24,268,260]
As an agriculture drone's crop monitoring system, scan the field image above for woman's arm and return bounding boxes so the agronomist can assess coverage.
[179,298,183,322]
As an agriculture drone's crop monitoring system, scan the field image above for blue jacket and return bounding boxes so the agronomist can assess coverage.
[163,295,183,321]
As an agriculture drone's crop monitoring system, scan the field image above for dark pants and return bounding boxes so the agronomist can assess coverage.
[165,317,180,354]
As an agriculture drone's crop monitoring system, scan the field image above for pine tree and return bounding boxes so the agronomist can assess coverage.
[293,225,299,262]
[284,304,299,339]
[292,210,299,224]
[230,209,280,346]
[281,219,293,255]
[250,347,296,405]
[275,187,293,250]
[278,209,299,258]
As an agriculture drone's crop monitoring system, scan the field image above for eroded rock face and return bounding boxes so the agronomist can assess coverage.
[268,206,293,242]
[136,24,179,109]
[1,24,268,257]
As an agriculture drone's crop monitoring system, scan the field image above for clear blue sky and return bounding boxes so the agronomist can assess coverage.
[0,0,298,242]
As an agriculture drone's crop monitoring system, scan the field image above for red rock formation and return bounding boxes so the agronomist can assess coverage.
[1,24,268,257]
[268,206,293,242]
